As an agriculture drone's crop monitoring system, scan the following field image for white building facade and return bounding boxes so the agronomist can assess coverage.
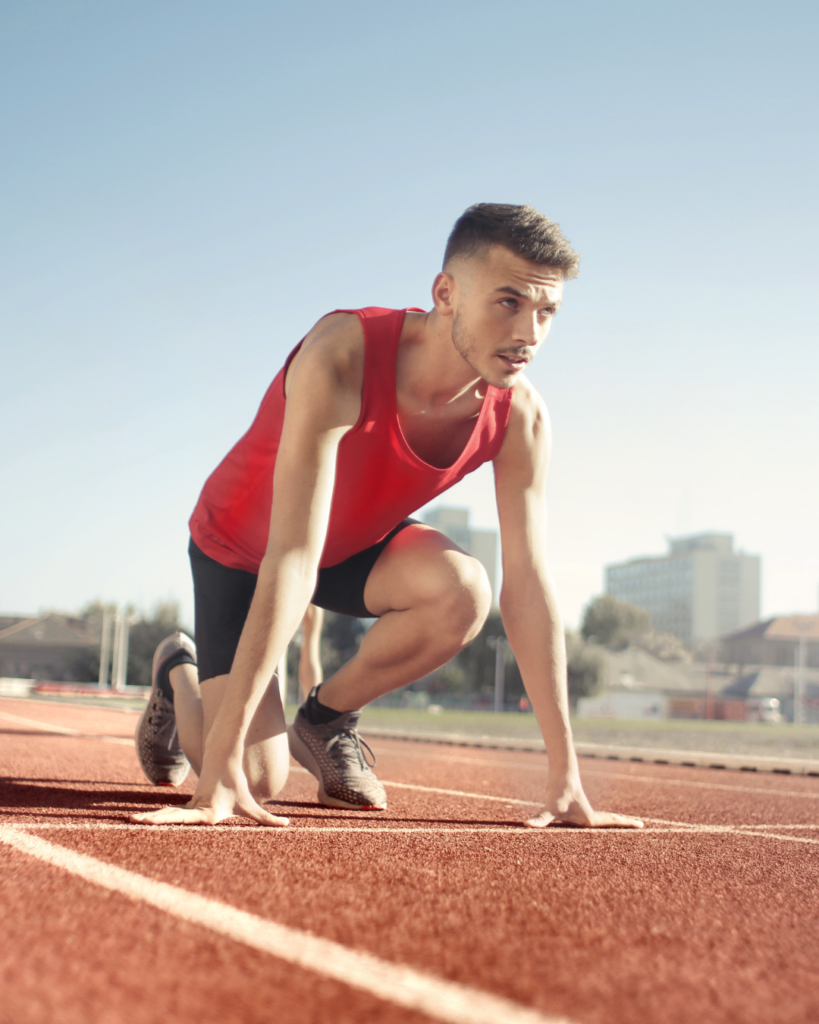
[605,533,760,649]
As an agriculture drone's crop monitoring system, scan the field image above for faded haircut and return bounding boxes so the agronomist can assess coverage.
[443,203,580,279]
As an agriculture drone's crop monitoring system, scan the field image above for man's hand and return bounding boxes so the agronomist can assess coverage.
[524,771,644,830]
[130,758,289,828]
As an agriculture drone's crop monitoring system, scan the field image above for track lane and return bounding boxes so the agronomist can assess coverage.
[2,698,819,1024]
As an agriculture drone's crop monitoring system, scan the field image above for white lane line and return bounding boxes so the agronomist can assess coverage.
[0,825,572,1024]
[7,823,561,834]
[578,769,819,800]
[746,823,819,829]
[295,765,539,807]
[383,779,539,807]
[376,745,819,800]
[12,822,818,844]
[0,711,132,745]
[641,818,819,845]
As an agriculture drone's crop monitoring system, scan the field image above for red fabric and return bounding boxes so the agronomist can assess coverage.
[189,307,513,572]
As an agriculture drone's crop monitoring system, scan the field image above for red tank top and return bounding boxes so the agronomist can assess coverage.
[189,307,513,572]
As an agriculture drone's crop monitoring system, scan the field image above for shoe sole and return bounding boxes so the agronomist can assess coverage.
[134,707,190,787]
[287,725,387,811]
[135,632,194,787]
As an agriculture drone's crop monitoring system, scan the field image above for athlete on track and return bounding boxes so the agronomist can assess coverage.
[132,203,643,831]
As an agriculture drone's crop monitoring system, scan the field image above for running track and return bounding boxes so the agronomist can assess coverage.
[1,698,818,1024]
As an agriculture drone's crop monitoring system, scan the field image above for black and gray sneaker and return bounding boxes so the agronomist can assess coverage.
[135,632,195,787]
[289,698,387,810]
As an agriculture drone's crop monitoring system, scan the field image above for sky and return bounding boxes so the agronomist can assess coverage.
[1,0,817,631]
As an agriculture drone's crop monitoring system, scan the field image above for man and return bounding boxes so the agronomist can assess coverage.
[132,203,643,831]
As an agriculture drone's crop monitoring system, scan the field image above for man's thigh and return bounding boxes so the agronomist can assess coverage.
[190,539,256,683]
[362,524,486,617]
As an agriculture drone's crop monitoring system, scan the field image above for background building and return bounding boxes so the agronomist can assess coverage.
[421,507,498,605]
[720,614,819,669]
[605,533,760,649]
[0,613,99,682]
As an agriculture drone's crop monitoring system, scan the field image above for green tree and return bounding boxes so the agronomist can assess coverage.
[581,594,651,649]
[319,612,366,677]
[581,593,690,661]
[71,600,188,687]
[126,602,188,687]
[430,612,524,702]
[565,630,604,710]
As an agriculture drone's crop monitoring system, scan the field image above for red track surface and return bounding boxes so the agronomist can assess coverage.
[2,698,818,1024]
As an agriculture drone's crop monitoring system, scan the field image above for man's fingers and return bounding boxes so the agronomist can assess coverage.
[523,810,556,829]
[589,811,644,829]
[129,805,215,826]
[237,798,289,828]
[523,809,644,830]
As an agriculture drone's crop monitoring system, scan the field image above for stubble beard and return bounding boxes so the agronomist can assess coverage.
[451,311,516,390]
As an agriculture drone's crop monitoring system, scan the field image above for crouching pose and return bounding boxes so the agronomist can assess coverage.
[132,203,643,831]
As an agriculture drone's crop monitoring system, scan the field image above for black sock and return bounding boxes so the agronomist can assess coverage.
[157,651,197,703]
[305,687,344,725]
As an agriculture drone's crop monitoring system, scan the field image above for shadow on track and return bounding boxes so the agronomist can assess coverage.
[0,778,190,813]
[269,800,525,827]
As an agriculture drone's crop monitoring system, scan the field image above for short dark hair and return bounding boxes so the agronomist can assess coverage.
[443,203,580,279]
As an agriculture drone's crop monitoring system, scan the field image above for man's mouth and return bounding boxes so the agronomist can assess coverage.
[497,354,528,372]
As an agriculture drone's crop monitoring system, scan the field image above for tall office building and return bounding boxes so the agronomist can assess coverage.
[605,533,760,649]
[421,506,498,605]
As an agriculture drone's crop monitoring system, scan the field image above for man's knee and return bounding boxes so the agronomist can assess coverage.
[431,550,492,647]
[367,525,492,637]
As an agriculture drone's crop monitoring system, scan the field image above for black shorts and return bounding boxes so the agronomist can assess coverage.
[189,519,418,681]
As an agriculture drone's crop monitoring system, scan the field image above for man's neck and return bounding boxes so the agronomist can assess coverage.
[398,308,486,415]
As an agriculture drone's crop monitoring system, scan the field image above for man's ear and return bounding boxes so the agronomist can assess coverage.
[431,270,456,317]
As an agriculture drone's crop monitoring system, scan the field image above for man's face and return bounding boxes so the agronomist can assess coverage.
[437,246,565,389]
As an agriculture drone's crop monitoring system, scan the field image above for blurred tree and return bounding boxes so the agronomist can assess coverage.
[581,594,689,661]
[636,629,690,662]
[565,631,604,710]
[126,602,187,687]
[581,594,651,648]
[71,601,187,687]
[426,612,524,702]
[319,612,366,677]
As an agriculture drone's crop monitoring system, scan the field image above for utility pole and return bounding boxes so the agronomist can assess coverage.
[792,618,812,726]
[794,634,807,726]
[487,636,507,713]
[110,609,123,692]
[110,609,134,692]
[98,607,112,689]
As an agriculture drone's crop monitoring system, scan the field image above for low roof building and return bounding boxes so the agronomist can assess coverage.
[0,613,99,682]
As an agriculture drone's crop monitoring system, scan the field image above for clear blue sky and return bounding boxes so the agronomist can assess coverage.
[2,0,817,630]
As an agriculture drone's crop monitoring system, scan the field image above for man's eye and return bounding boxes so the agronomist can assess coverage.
[501,298,518,308]
[539,308,555,318]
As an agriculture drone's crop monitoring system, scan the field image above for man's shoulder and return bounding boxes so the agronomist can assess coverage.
[303,310,366,355]
[508,375,551,435]
[289,312,367,395]
[493,376,552,477]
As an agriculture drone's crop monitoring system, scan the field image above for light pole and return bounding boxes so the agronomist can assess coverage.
[487,635,507,713]
[110,609,136,692]
[792,618,811,725]
[98,606,113,689]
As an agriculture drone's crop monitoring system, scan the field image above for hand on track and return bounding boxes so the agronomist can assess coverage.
[131,764,289,828]
[524,772,644,830]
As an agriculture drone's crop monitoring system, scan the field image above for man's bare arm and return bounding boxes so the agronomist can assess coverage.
[494,381,643,829]
[132,315,365,827]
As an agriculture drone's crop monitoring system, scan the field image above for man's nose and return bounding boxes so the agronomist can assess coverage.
[514,312,540,346]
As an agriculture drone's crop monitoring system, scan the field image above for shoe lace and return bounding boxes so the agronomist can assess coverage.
[325,728,377,771]
[149,696,179,751]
